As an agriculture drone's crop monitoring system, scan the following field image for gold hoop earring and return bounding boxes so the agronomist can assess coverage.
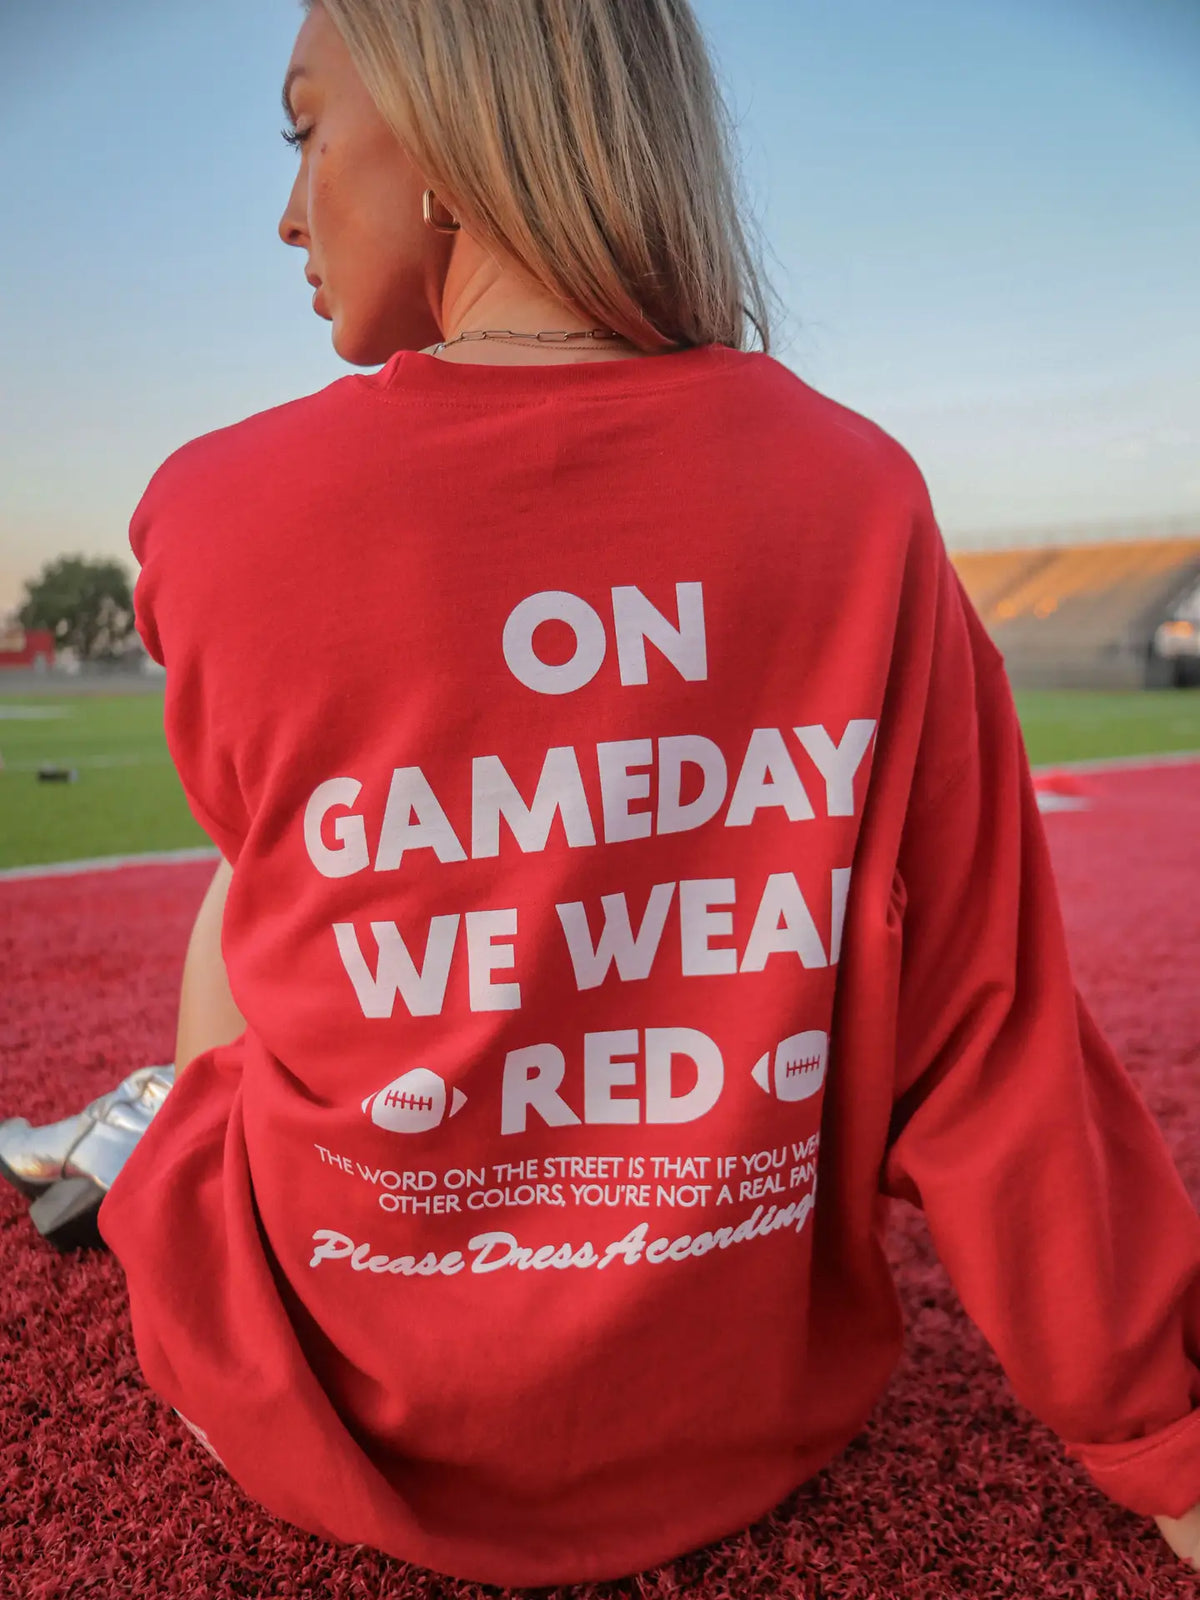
[422,188,461,233]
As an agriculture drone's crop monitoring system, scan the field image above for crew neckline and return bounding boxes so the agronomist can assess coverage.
[363,341,751,404]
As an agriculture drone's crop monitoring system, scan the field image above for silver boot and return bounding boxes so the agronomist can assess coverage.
[0,1064,176,1250]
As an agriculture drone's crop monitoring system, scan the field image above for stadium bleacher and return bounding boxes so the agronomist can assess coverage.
[949,534,1200,688]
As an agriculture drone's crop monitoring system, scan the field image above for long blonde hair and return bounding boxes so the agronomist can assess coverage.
[300,0,779,352]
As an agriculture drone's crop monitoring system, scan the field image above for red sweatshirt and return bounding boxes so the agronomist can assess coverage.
[97,342,1200,1587]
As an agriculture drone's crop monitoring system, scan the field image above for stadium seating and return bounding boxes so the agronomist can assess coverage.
[949,538,1200,688]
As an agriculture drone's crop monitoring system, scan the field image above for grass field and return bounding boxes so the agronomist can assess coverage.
[1,687,1198,871]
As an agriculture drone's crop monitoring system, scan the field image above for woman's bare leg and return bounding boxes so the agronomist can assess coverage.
[174,856,247,1078]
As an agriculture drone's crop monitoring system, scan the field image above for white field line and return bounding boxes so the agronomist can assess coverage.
[1027,748,1200,774]
[0,846,221,882]
[1,753,173,770]
[0,750,1196,884]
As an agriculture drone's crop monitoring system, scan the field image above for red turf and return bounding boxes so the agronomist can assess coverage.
[1,761,1197,1598]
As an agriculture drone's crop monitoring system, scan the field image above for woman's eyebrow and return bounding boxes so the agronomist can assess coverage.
[281,64,308,123]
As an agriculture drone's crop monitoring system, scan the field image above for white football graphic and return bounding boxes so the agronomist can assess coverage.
[751,1030,828,1103]
[360,1068,466,1133]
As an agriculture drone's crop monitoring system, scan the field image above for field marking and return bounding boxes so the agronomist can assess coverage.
[0,706,72,720]
[1029,748,1200,774]
[0,749,1196,883]
[1036,792,1091,812]
[0,753,173,771]
[0,846,220,882]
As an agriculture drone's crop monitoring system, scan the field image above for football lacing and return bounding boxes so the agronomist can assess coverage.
[784,1055,822,1077]
[383,1089,435,1112]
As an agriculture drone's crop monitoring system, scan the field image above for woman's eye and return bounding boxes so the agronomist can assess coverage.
[281,124,313,151]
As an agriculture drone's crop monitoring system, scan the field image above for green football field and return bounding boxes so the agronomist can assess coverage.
[0,686,1198,871]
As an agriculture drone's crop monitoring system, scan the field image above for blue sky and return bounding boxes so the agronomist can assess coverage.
[1,0,1197,614]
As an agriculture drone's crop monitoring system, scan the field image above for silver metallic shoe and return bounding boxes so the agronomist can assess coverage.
[0,1064,176,1250]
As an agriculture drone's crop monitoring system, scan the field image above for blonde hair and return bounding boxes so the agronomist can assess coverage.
[300,0,779,352]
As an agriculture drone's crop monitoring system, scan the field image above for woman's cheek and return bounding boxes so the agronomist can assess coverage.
[307,161,332,243]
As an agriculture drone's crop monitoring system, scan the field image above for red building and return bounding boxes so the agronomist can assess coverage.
[0,620,55,669]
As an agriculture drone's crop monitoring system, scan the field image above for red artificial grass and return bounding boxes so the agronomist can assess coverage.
[1,761,1197,1598]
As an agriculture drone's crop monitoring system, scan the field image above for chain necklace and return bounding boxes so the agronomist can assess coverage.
[425,327,635,356]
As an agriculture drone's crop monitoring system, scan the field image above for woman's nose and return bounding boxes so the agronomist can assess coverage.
[279,210,307,248]
[278,176,308,248]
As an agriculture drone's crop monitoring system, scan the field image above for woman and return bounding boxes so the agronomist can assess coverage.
[4,0,1199,1585]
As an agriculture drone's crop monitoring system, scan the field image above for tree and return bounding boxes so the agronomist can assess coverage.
[17,554,136,662]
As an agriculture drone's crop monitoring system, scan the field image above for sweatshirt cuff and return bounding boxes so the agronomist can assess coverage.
[1064,1404,1200,1518]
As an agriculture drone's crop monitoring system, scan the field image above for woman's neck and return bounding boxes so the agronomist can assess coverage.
[419,335,650,366]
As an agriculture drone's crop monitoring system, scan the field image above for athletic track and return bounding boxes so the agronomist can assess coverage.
[1,756,1197,1597]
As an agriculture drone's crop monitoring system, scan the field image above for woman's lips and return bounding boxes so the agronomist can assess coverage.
[312,284,330,317]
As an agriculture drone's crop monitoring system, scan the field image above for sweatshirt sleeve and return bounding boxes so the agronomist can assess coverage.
[127,448,248,864]
[880,528,1200,1520]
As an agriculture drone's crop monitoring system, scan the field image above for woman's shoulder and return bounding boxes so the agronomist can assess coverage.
[133,373,364,508]
[742,349,930,506]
